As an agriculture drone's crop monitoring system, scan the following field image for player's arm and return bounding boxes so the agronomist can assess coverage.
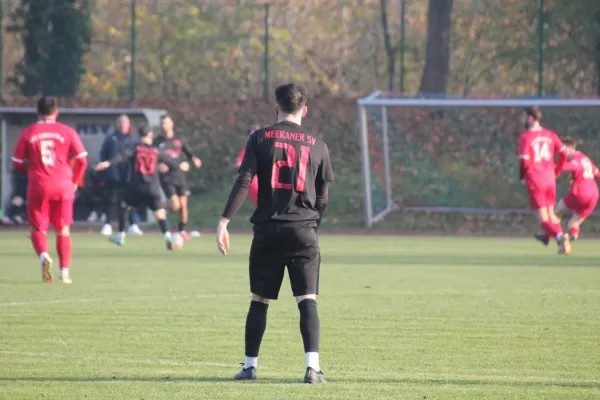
[11,133,28,174]
[517,135,529,181]
[181,138,202,168]
[95,144,134,170]
[553,134,567,176]
[316,144,335,228]
[69,129,89,188]
[220,135,258,222]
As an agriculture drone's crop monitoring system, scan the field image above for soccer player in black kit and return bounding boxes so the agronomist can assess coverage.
[155,114,202,239]
[95,124,182,249]
[216,83,334,384]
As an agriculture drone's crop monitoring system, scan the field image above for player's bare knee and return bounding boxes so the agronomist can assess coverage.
[58,226,70,236]
[251,293,270,304]
[295,294,316,304]
[170,198,180,212]
[155,209,167,220]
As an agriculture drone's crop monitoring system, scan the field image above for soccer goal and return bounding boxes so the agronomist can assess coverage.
[357,91,600,227]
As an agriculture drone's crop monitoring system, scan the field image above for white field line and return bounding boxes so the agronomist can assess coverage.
[0,350,237,368]
[0,293,246,308]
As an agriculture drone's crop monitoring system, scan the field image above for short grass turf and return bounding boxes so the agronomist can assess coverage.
[1,232,600,400]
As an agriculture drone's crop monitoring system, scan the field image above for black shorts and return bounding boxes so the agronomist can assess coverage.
[249,223,320,300]
[161,175,190,198]
[122,186,167,211]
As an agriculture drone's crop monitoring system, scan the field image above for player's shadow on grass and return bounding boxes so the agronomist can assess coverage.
[1,376,599,389]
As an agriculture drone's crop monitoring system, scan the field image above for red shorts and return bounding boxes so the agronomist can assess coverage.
[27,184,74,231]
[248,177,258,207]
[563,191,599,218]
[525,180,556,209]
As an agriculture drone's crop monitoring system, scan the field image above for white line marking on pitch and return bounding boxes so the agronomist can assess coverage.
[0,351,237,368]
[0,293,245,307]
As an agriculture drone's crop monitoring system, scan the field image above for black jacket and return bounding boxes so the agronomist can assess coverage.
[98,131,133,183]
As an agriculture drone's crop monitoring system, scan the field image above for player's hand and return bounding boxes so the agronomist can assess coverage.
[180,161,190,172]
[216,217,230,256]
[159,163,169,173]
[95,161,110,171]
[193,157,202,168]
[73,184,78,192]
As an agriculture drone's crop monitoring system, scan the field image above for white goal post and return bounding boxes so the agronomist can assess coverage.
[357,91,600,227]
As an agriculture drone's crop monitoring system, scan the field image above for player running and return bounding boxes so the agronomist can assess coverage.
[518,106,570,253]
[216,83,334,383]
[11,96,88,284]
[155,114,202,240]
[234,124,260,207]
[95,124,181,249]
[553,137,600,244]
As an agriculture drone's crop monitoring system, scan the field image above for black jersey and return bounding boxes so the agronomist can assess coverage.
[240,121,334,225]
[109,142,178,190]
[155,134,196,183]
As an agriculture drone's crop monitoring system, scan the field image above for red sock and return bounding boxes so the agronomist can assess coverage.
[56,235,72,269]
[31,231,48,256]
[553,223,564,238]
[541,222,560,239]
[569,227,580,238]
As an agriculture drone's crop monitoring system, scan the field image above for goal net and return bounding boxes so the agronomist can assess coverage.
[357,91,600,227]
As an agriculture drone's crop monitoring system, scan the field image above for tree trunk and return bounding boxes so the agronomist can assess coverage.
[419,0,454,94]
[380,0,395,91]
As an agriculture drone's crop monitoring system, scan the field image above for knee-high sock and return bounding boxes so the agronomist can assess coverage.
[56,235,72,269]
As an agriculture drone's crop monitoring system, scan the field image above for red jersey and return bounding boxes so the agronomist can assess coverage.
[12,120,88,189]
[563,151,600,196]
[518,127,566,183]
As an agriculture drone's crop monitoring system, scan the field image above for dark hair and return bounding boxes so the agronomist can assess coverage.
[275,83,308,114]
[138,124,153,138]
[562,136,576,147]
[524,106,542,121]
[37,96,57,117]
[160,114,171,121]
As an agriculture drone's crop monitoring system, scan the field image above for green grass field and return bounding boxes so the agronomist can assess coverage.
[1,232,600,399]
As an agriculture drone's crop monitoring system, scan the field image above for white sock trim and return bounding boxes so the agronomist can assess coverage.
[306,352,320,371]
[243,356,258,369]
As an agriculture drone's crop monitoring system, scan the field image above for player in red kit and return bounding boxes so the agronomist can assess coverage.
[554,137,600,245]
[518,106,570,254]
[235,125,260,207]
[11,97,88,284]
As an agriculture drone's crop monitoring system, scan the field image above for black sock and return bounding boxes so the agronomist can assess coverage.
[245,301,269,358]
[298,299,320,353]
[157,218,168,234]
[178,221,186,232]
[118,207,128,233]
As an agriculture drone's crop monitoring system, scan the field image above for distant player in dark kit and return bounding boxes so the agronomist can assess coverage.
[155,114,202,240]
[95,124,182,249]
[216,83,334,383]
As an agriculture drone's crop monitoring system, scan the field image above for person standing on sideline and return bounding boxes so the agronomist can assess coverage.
[97,114,143,236]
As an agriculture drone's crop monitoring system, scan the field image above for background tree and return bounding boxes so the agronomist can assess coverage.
[419,0,453,94]
[9,0,91,97]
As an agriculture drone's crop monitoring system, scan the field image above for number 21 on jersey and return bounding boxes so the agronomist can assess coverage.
[272,142,310,192]
[532,141,551,163]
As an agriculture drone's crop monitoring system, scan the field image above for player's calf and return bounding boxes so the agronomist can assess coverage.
[56,226,72,284]
[297,294,325,383]
[154,208,173,249]
[235,295,270,380]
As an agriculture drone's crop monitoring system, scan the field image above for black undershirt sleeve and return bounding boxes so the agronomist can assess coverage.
[222,170,254,220]
[315,180,329,228]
